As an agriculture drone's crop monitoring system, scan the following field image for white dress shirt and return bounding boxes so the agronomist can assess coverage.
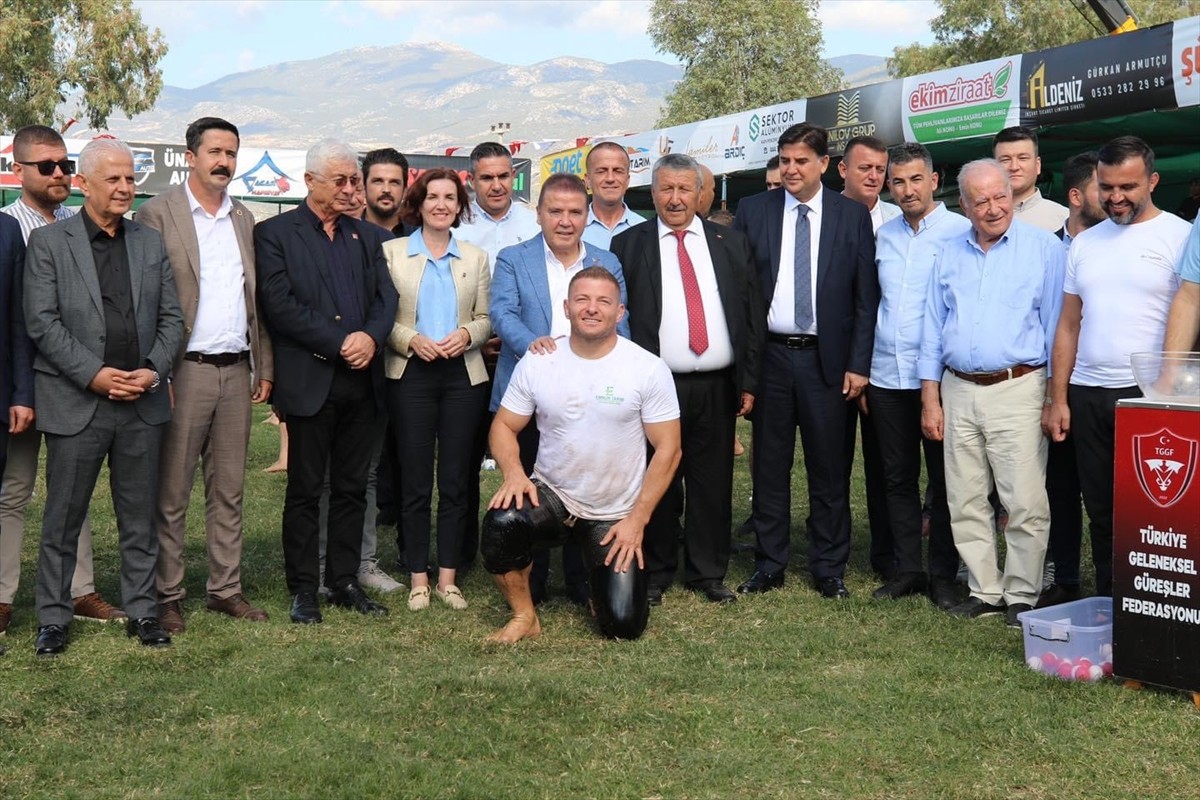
[544,240,587,339]
[656,216,734,373]
[768,188,824,335]
[184,181,249,354]
[456,199,540,270]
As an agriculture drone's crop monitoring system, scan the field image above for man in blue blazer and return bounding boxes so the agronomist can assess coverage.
[255,139,398,624]
[733,123,879,600]
[489,173,628,603]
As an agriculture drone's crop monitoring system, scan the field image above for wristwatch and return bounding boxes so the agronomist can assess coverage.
[148,370,161,393]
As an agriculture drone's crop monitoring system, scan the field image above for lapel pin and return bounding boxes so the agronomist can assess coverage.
[351,232,359,240]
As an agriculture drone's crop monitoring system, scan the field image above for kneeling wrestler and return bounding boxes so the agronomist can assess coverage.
[481,268,681,642]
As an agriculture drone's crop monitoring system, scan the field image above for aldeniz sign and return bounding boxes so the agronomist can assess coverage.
[1112,401,1200,695]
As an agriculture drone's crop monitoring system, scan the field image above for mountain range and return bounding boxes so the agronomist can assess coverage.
[101,43,887,152]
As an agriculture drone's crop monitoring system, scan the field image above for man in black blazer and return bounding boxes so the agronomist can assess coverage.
[610,153,763,605]
[255,139,399,624]
[0,214,34,482]
[733,123,878,599]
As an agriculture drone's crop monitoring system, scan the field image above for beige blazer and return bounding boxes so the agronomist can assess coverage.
[382,234,491,384]
[136,184,273,383]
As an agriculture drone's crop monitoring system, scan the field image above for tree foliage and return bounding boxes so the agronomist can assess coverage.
[649,0,842,126]
[0,0,167,132]
[889,0,1200,77]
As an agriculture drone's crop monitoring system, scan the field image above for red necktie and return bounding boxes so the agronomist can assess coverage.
[673,230,708,355]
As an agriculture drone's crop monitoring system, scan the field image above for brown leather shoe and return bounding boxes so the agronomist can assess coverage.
[73,592,128,622]
[206,593,268,622]
[158,600,186,633]
[0,602,11,635]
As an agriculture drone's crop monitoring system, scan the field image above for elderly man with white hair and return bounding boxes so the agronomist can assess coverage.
[24,138,184,656]
[254,139,398,625]
[917,158,1065,627]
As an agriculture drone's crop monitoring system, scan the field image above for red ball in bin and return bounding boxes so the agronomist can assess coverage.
[1042,652,1060,671]
[1057,661,1076,680]
[1101,661,1113,677]
[1073,664,1092,681]
[1076,657,1092,670]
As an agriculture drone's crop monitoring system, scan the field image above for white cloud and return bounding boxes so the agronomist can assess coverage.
[819,0,938,38]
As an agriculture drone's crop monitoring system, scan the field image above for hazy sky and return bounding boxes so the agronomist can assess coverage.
[134,0,939,89]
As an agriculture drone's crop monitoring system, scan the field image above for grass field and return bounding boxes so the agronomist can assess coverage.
[1,409,1196,799]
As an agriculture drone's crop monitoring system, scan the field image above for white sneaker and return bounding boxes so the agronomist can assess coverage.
[357,560,405,593]
[481,457,497,471]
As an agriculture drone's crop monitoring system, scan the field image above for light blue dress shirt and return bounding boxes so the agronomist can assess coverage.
[1180,222,1200,284]
[918,219,1065,381]
[581,203,645,250]
[410,228,460,342]
[871,204,973,389]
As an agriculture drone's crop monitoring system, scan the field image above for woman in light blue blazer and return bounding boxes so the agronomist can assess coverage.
[382,169,491,612]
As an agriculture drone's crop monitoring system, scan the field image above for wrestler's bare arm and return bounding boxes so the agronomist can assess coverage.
[601,418,682,573]
[488,407,537,511]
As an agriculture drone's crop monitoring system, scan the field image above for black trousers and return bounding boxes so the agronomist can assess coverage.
[1044,436,1084,583]
[282,367,376,594]
[1068,384,1139,596]
[752,342,851,579]
[867,386,957,580]
[389,357,486,573]
[481,481,648,640]
[843,401,894,577]
[646,368,736,587]
[463,405,493,564]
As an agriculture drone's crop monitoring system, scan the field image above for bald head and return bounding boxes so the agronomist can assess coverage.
[698,164,715,216]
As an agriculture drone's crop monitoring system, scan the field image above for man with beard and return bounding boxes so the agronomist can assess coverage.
[1043,136,1192,600]
[581,142,642,250]
[1,125,123,632]
[361,148,413,237]
[136,117,273,632]
[866,143,970,609]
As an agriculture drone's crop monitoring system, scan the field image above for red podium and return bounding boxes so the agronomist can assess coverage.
[1112,399,1200,705]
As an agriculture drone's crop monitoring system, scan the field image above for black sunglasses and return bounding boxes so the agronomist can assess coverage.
[16,159,75,176]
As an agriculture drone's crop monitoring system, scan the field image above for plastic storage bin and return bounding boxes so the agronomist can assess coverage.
[1016,597,1114,681]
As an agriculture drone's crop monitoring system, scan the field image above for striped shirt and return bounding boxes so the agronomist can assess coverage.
[1,198,77,243]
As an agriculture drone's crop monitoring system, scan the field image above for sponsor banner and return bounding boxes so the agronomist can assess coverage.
[806,81,905,156]
[540,145,591,180]
[902,56,1021,144]
[1021,21,1177,126]
[742,98,807,169]
[1173,15,1200,108]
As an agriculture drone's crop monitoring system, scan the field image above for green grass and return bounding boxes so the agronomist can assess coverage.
[1,410,1196,799]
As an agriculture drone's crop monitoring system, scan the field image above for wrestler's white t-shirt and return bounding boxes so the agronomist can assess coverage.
[500,336,680,520]
[1065,212,1191,387]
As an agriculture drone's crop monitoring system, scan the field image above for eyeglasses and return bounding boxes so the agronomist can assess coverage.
[16,159,75,176]
[312,173,361,188]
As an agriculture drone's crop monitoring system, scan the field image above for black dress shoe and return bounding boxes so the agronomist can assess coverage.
[737,569,785,594]
[928,578,960,611]
[328,583,389,616]
[647,584,664,607]
[126,617,172,647]
[871,571,927,600]
[689,581,737,604]
[815,576,850,599]
[1036,583,1082,609]
[35,624,68,657]
[290,591,323,624]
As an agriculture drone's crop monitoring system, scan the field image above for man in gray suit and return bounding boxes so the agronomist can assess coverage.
[137,117,273,633]
[24,139,184,656]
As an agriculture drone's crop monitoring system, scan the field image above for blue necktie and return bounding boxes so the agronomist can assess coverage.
[794,203,812,332]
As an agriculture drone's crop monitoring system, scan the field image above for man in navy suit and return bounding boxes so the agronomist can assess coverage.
[255,139,398,624]
[610,153,763,606]
[733,123,878,599]
[489,173,628,604]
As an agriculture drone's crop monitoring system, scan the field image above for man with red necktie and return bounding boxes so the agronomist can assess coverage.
[610,153,764,607]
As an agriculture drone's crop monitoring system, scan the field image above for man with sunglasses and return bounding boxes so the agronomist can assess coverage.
[255,139,398,625]
[1,126,125,638]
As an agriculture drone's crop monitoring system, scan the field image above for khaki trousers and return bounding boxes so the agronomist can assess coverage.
[941,368,1050,606]
[154,359,253,603]
[0,428,95,604]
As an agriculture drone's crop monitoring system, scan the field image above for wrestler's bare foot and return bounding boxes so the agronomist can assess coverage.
[485,612,542,644]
